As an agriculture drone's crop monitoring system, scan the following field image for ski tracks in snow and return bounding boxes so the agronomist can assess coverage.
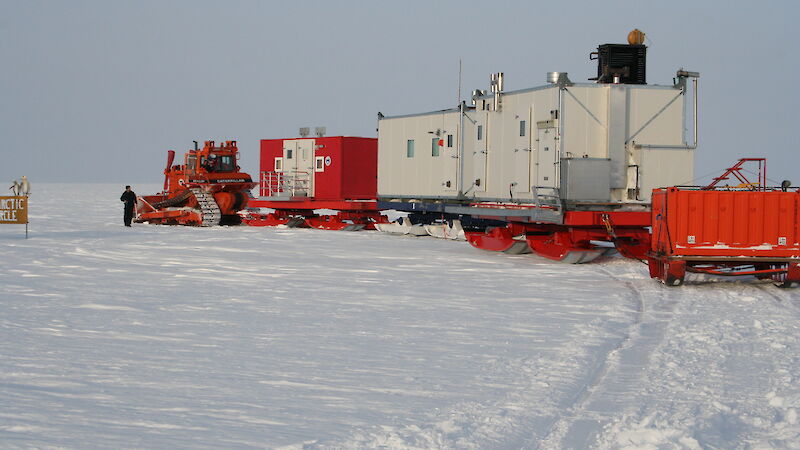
[758,284,800,317]
[533,262,678,449]
[323,259,670,449]
[592,276,800,448]
[534,267,800,449]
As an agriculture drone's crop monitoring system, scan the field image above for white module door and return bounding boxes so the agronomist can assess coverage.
[442,130,458,192]
[297,139,315,197]
[535,126,558,192]
[283,140,298,172]
[283,139,315,196]
[472,113,488,192]
[513,109,532,193]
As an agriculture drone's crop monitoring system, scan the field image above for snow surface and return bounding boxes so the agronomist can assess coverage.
[1,183,799,449]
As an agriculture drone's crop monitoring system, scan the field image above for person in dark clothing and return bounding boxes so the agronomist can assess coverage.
[120,185,137,227]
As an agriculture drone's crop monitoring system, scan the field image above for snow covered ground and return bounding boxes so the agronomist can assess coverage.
[1,184,798,449]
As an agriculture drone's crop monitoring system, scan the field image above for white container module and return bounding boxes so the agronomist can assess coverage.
[378,65,697,206]
[376,35,700,264]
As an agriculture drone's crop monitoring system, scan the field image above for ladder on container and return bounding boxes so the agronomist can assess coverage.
[703,158,766,191]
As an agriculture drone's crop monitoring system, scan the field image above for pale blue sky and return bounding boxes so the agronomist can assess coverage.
[1,0,798,185]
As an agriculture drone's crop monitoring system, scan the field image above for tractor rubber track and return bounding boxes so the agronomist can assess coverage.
[189,187,221,226]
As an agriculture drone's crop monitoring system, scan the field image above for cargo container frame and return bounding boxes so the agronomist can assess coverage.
[647,185,800,287]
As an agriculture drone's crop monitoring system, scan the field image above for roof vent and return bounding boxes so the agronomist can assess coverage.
[547,72,572,86]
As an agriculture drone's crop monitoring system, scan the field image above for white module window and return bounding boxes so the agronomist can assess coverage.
[315,156,325,172]
[519,120,526,137]
[274,157,283,171]
[477,125,483,141]
[431,137,440,157]
[407,139,415,158]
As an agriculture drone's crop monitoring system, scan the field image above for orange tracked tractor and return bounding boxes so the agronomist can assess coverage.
[136,140,257,226]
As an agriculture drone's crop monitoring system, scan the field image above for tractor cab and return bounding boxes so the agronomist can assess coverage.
[184,140,240,177]
[202,153,236,173]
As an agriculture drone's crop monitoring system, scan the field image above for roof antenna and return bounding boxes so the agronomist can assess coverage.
[457,58,462,108]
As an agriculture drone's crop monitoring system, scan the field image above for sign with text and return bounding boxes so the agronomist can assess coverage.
[0,196,28,224]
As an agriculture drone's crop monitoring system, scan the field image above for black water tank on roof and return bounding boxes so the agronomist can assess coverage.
[592,44,647,84]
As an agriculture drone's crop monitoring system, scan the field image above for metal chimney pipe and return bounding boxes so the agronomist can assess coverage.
[490,72,503,111]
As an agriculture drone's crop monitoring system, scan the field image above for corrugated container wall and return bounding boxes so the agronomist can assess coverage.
[651,188,800,258]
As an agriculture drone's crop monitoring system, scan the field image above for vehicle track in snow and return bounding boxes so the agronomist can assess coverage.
[533,263,680,449]
[323,259,664,449]
[757,283,800,316]
[589,276,800,448]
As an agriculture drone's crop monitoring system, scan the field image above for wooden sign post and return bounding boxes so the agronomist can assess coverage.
[0,196,29,238]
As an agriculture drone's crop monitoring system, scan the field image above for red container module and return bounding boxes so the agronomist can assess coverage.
[258,136,377,201]
[648,187,800,287]
[246,136,386,230]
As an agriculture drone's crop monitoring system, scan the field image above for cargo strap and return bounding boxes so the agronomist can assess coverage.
[601,213,617,239]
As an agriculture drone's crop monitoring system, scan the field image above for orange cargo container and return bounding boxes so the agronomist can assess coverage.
[648,187,800,287]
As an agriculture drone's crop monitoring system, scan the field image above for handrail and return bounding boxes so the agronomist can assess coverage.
[260,171,310,197]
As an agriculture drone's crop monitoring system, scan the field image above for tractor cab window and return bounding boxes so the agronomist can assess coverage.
[216,155,235,172]
[201,154,235,172]
[186,155,197,175]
